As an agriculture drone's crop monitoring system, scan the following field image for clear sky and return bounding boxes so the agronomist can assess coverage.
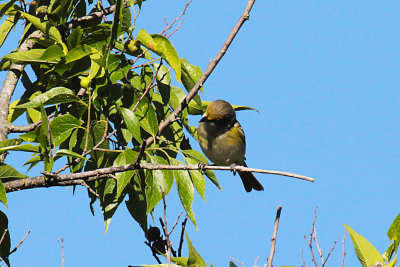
[2,1,400,266]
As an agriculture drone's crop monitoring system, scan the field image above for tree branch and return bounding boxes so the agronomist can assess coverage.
[267,205,282,267]
[4,163,313,192]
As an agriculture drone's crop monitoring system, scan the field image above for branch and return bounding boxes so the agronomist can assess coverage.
[144,0,257,148]
[3,163,314,192]
[267,205,282,267]
[58,1,133,31]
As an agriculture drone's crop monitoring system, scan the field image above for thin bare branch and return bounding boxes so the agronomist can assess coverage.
[229,256,245,267]
[322,238,338,267]
[160,0,192,36]
[267,205,282,267]
[4,163,314,192]
[0,229,8,246]
[168,211,183,236]
[178,214,188,257]
[58,237,64,267]
[340,229,346,267]
[8,230,30,256]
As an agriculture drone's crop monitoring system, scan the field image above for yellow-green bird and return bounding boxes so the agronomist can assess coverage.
[197,100,264,192]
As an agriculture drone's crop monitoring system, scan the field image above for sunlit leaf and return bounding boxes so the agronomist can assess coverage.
[16,87,80,108]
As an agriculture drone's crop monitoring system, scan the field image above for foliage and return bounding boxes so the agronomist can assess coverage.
[345,213,400,267]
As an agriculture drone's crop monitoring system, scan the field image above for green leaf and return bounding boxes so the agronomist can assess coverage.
[229,262,239,267]
[65,44,96,64]
[55,149,87,160]
[145,156,174,214]
[150,34,181,82]
[0,144,39,153]
[184,157,205,200]
[119,107,142,143]
[344,225,384,267]
[21,12,63,44]
[114,150,137,199]
[0,17,15,49]
[2,48,56,64]
[139,103,159,137]
[136,29,156,51]
[0,210,10,266]
[388,213,400,242]
[16,87,80,108]
[0,164,29,179]
[186,232,206,267]
[0,180,7,208]
[51,114,82,147]
[125,171,147,233]
[171,158,196,227]
[0,138,22,150]
[182,150,221,189]
[40,44,64,62]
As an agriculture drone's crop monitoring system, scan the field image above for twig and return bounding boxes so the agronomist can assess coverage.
[58,237,64,267]
[340,229,346,267]
[144,241,162,264]
[80,180,99,198]
[160,0,192,36]
[168,211,183,236]
[8,230,30,256]
[178,214,188,257]
[229,256,245,267]
[267,205,282,267]
[322,238,338,267]
[313,228,324,264]
[253,256,259,267]
[301,248,307,267]
[8,113,56,133]
[0,229,8,246]
[304,235,318,267]
[161,192,172,267]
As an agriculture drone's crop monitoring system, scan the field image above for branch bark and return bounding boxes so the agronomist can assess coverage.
[3,163,314,193]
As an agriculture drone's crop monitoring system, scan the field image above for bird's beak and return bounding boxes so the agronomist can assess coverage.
[199,114,209,123]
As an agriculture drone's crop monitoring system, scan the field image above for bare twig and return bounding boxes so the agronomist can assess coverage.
[253,256,259,267]
[80,180,99,198]
[8,230,30,256]
[267,205,282,267]
[0,229,8,246]
[160,0,192,36]
[161,193,172,267]
[8,113,55,133]
[304,235,318,267]
[340,229,346,267]
[229,256,245,267]
[301,248,307,267]
[178,214,188,257]
[313,228,324,264]
[144,241,162,264]
[58,237,64,267]
[168,211,183,236]
[322,238,338,267]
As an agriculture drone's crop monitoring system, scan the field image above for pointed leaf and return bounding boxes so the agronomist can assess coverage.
[2,48,57,64]
[21,12,63,44]
[344,225,383,267]
[186,232,206,267]
[114,149,137,199]
[51,114,82,147]
[0,164,29,179]
[119,107,142,143]
[16,87,79,108]
[55,149,87,160]
[125,171,147,233]
[184,157,205,200]
[0,180,7,208]
[388,213,400,242]
[65,44,96,63]
[0,144,39,153]
[0,210,10,266]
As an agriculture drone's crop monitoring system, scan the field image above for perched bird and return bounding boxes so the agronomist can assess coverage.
[197,100,264,192]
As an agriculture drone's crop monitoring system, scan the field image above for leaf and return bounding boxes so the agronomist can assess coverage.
[0,164,29,179]
[0,138,22,150]
[0,144,39,153]
[0,17,15,49]
[65,44,96,64]
[184,157,205,200]
[145,156,174,214]
[51,114,82,147]
[388,213,400,242]
[0,210,10,266]
[2,48,56,64]
[0,180,7,208]
[186,232,206,267]
[182,150,221,189]
[171,158,196,227]
[8,99,25,122]
[229,262,239,267]
[16,87,80,108]
[150,34,181,82]
[55,149,87,160]
[136,29,156,51]
[21,12,63,44]
[344,225,383,267]
[119,107,142,143]
[125,171,147,233]
[139,103,159,137]
[114,150,137,199]
[40,44,64,62]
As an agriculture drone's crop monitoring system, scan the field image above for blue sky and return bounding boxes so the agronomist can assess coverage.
[2,0,400,266]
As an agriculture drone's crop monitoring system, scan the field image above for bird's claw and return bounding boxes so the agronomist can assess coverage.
[198,162,207,175]
[230,163,237,176]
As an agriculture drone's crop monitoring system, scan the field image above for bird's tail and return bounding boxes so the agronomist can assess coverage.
[238,162,264,192]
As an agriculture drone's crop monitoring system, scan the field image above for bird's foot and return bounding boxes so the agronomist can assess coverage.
[198,162,207,174]
[230,163,237,176]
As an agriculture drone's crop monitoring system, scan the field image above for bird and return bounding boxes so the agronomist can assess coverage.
[197,99,264,192]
